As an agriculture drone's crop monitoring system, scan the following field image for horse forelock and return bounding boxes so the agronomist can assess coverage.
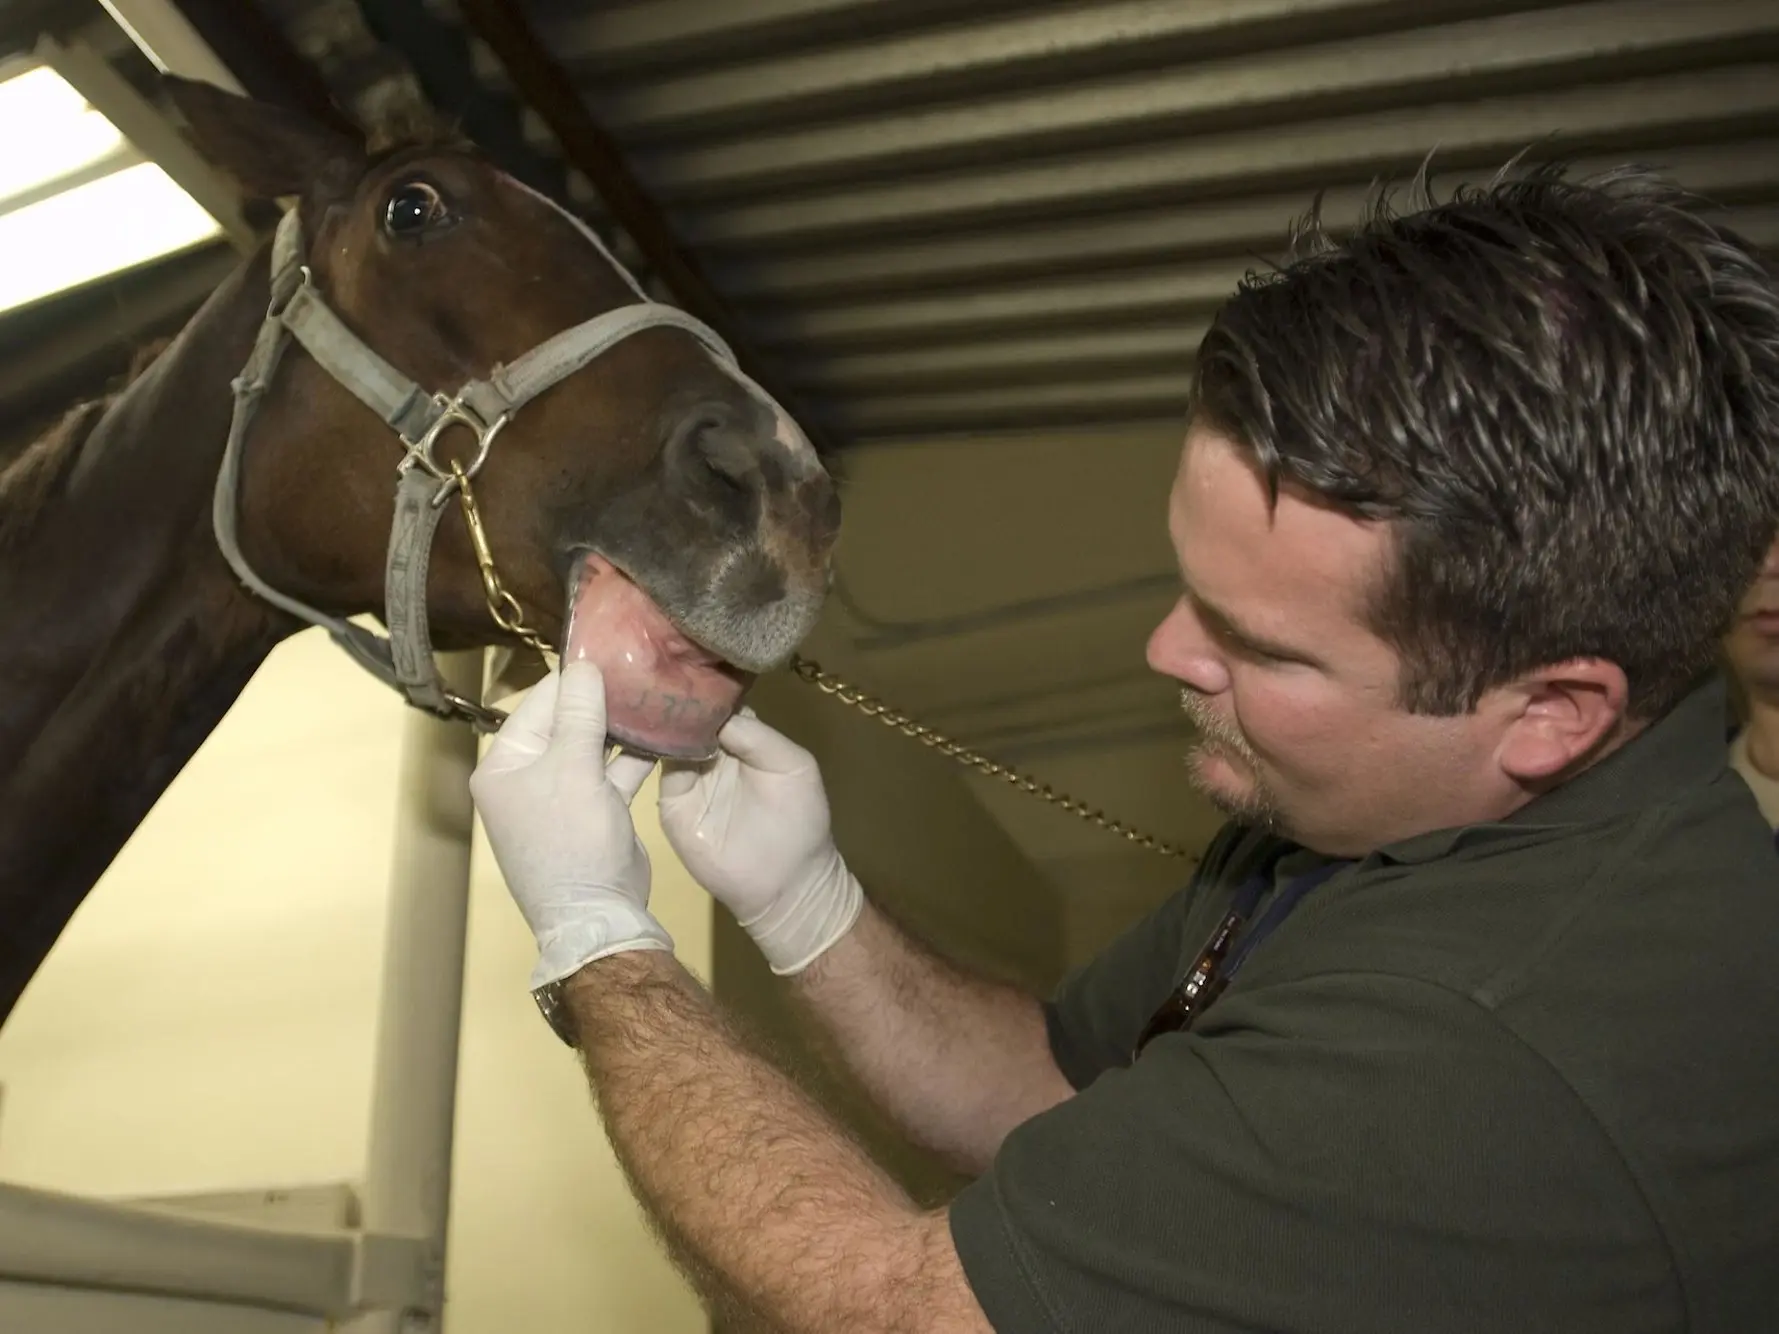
[360,97,472,159]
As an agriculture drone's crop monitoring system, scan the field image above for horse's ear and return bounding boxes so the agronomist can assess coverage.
[162,75,364,203]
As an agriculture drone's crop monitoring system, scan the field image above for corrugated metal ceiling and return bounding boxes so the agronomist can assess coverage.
[491,0,1779,442]
[6,0,1776,449]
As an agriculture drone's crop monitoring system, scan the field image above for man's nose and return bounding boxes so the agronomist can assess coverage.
[1147,601,1231,696]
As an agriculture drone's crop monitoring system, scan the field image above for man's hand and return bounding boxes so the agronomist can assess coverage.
[658,711,863,975]
[469,661,672,989]
[476,677,999,1334]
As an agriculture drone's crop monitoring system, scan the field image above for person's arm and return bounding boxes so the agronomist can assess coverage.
[562,949,997,1334]
[654,709,1228,1170]
[655,710,1083,1172]
[467,671,999,1333]
[788,896,1074,1176]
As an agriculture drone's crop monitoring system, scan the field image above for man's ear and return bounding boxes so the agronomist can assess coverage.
[1494,658,1632,784]
[161,74,365,203]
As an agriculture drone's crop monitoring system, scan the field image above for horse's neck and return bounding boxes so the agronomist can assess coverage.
[0,256,291,1023]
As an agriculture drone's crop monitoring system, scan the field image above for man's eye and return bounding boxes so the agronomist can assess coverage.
[1224,630,1293,665]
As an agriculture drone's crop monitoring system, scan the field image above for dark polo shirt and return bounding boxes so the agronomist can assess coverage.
[949,676,1779,1333]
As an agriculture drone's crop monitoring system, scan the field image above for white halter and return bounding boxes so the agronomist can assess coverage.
[213,206,789,730]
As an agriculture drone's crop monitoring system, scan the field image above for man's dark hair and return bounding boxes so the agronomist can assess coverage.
[1191,156,1779,720]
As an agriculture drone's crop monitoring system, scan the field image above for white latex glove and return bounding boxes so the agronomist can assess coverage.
[469,661,672,991]
[658,710,863,976]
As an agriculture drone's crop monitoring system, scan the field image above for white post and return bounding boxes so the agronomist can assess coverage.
[344,650,485,1334]
[94,0,245,93]
[35,33,256,252]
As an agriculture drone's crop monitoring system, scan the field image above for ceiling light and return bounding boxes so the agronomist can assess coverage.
[0,58,227,316]
[0,159,222,313]
[0,65,131,207]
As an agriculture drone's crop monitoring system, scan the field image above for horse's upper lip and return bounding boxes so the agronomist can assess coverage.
[563,547,733,668]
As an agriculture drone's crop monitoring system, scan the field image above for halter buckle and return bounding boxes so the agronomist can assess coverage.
[266,263,313,320]
[440,684,510,734]
[400,393,509,499]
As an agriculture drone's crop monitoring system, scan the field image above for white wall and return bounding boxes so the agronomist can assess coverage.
[0,627,711,1334]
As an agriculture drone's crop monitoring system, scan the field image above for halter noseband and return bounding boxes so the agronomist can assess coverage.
[214,205,786,732]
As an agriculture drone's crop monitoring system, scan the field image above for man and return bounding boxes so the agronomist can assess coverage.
[1723,535,1779,832]
[471,161,1779,1333]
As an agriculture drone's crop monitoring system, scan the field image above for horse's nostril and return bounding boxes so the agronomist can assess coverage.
[702,429,759,487]
[671,406,758,488]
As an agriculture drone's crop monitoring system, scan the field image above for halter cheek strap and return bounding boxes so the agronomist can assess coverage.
[213,207,778,731]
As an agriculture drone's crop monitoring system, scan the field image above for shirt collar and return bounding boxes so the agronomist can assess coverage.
[1372,671,1730,866]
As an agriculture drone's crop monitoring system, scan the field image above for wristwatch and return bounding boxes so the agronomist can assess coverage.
[532,980,578,1047]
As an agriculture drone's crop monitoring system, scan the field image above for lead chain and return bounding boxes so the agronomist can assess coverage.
[446,471,1188,861]
[451,462,556,664]
[787,655,1193,861]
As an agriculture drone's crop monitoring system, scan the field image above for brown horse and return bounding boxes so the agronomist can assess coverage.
[0,78,839,1026]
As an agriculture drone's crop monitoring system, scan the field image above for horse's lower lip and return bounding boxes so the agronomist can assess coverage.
[562,552,751,759]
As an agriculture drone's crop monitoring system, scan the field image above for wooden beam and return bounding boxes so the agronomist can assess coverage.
[454,0,838,453]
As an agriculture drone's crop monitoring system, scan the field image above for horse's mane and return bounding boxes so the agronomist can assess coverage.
[0,337,174,555]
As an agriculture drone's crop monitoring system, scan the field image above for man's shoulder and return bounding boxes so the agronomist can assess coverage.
[960,964,1693,1334]
[1268,771,1770,979]
[1024,790,1779,1332]
[1250,781,1779,1179]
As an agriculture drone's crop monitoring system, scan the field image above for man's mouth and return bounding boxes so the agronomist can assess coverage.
[562,552,754,761]
[1740,605,1779,638]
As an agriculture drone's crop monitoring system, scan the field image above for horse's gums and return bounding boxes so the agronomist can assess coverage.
[566,554,753,761]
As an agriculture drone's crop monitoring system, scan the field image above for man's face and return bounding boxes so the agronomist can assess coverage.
[1724,536,1779,703]
[1145,425,1537,857]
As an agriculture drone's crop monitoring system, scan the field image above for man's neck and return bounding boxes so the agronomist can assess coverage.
[1742,699,1779,780]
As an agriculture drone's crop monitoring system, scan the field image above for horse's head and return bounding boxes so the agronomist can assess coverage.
[166,79,838,757]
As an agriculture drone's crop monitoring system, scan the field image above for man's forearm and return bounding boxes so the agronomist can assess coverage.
[562,951,991,1334]
[788,897,1075,1176]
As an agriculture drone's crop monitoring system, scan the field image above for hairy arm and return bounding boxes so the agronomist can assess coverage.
[788,898,1075,1176]
[563,950,996,1334]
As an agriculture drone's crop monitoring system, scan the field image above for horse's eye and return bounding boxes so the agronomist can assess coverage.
[384,182,449,237]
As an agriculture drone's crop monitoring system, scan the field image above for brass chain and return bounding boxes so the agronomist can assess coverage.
[452,462,556,663]
[449,472,1187,861]
[786,655,1192,860]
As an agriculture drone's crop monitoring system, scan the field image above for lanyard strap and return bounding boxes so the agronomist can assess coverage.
[1132,849,1349,1060]
[1223,856,1348,980]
